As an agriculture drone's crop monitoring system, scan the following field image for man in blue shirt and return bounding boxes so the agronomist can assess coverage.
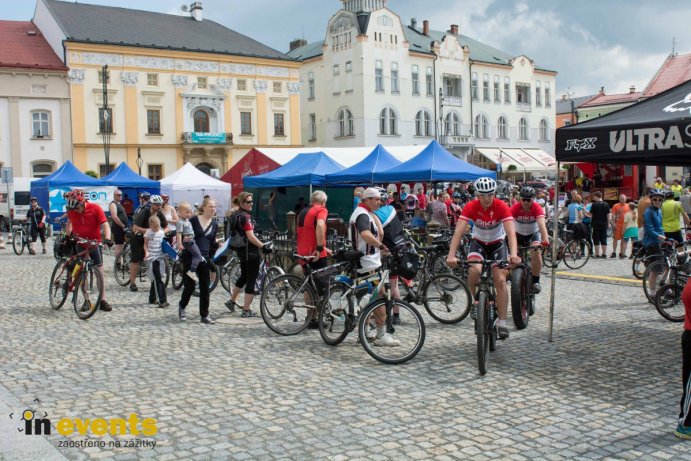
[643,188,667,297]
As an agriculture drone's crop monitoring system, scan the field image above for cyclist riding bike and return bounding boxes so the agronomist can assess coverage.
[510,187,550,293]
[64,189,113,311]
[643,188,667,297]
[446,177,520,340]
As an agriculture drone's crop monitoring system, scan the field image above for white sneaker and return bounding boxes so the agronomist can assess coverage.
[374,333,400,347]
[187,270,199,283]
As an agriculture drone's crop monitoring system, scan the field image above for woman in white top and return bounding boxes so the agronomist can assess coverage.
[161,194,178,245]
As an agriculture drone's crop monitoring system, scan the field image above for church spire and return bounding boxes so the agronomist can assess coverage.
[341,0,387,13]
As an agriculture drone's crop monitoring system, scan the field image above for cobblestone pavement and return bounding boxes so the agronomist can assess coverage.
[0,245,689,460]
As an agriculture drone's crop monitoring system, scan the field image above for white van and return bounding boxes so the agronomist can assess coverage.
[0,177,32,222]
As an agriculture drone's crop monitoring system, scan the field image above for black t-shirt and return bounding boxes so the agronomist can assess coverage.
[133,206,167,232]
[26,206,45,228]
[589,201,610,228]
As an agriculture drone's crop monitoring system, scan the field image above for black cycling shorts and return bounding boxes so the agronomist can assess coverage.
[89,246,103,267]
[665,231,683,243]
[30,226,46,243]
[468,239,508,262]
[516,231,541,247]
[591,227,608,246]
[130,235,145,263]
[111,224,126,245]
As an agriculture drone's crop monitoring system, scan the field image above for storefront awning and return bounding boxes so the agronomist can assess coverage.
[476,147,556,172]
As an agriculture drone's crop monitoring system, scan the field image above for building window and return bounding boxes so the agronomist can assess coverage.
[240,112,252,135]
[98,108,113,134]
[273,82,282,93]
[391,62,399,94]
[564,120,571,126]
[426,67,433,96]
[237,79,247,91]
[443,75,462,98]
[274,113,285,136]
[345,61,352,73]
[516,83,531,105]
[197,77,207,89]
[32,162,54,178]
[337,108,354,137]
[494,75,500,102]
[148,164,163,180]
[379,108,397,135]
[375,60,384,92]
[545,83,551,107]
[333,65,340,76]
[147,73,159,87]
[519,117,529,140]
[482,74,490,102]
[474,114,489,139]
[98,69,110,84]
[415,110,432,137]
[99,164,115,177]
[535,81,542,107]
[497,116,508,139]
[504,77,511,104]
[445,112,461,136]
[31,111,50,138]
[147,109,161,134]
[411,65,419,95]
[539,119,549,141]
[308,72,315,99]
[309,113,317,141]
[194,109,209,132]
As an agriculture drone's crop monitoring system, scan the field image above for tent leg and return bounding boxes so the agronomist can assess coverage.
[548,161,559,342]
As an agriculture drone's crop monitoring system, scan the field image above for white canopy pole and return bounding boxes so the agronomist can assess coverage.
[548,161,560,342]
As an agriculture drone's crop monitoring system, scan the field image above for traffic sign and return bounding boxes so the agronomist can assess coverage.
[0,167,12,184]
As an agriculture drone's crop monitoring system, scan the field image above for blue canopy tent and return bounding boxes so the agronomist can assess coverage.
[372,140,496,183]
[101,162,160,208]
[243,152,345,188]
[324,144,402,186]
[30,161,105,224]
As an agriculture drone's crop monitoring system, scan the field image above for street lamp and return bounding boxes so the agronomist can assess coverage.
[100,64,111,174]
[136,147,143,176]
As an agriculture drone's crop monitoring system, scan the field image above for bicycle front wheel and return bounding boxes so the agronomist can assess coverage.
[510,267,530,330]
[113,249,131,286]
[476,291,489,375]
[654,282,686,322]
[422,273,471,324]
[260,274,316,336]
[49,259,70,309]
[632,246,646,279]
[563,239,590,269]
[318,281,353,346]
[358,299,425,365]
[73,265,103,320]
[642,260,671,304]
[13,230,24,255]
[171,260,184,290]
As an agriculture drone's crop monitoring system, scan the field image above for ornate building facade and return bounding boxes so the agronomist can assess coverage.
[34,0,301,178]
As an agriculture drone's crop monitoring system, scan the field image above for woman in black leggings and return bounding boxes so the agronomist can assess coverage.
[226,192,269,317]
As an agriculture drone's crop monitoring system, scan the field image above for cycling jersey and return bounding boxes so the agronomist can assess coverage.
[510,201,545,236]
[460,198,513,244]
[68,202,107,241]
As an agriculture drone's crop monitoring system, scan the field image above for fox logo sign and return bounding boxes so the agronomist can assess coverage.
[565,138,597,152]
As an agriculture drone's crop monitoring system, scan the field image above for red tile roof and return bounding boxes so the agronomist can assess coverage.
[0,20,67,71]
[643,52,691,97]
[579,91,642,108]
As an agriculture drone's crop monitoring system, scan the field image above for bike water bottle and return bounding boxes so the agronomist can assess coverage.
[71,262,81,278]
[357,281,373,310]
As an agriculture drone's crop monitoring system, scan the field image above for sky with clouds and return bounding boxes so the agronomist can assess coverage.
[7,0,691,98]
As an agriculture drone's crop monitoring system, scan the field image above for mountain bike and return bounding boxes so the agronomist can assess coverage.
[642,240,690,307]
[49,237,104,320]
[542,229,590,269]
[114,231,170,288]
[224,243,283,309]
[12,221,31,255]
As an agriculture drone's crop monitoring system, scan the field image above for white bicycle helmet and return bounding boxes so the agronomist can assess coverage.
[474,177,497,195]
[149,194,164,205]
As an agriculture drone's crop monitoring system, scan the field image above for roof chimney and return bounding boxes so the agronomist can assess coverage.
[449,24,458,35]
[599,86,605,95]
[290,38,307,51]
[410,18,417,29]
[422,20,429,36]
[190,2,203,21]
[629,85,636,94]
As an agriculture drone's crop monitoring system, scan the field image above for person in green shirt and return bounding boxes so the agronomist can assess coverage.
[662,190,689,243]
[671,179,684,201]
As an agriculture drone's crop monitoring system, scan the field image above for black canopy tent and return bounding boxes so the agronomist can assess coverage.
[545,79,691,341]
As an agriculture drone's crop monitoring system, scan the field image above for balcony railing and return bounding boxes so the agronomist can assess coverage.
[181,132,233,144]
[516,102,532,113]
[442,95,462,106]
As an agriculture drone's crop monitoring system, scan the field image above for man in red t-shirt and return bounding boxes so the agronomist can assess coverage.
[65,189,113,311]
[416,187,427,211]
[297,190,332,272]
[677,279,691,438]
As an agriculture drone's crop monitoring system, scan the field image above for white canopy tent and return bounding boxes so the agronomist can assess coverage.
[160,162,232,217]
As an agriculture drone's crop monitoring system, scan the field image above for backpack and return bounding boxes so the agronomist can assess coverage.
[226,211,247,250]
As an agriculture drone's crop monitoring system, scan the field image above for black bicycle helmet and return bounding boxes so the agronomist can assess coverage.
[519,186,536,199]
[452,192,461,199]
[664,189,674,199]
[139,191,151,200]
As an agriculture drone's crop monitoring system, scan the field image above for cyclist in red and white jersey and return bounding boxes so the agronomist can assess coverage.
[510,186,550,293]
[446,177,520,340]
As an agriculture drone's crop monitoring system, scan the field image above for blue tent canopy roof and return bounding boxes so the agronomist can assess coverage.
[31,160,104,187]
[243,152,345,188]
[324,144,401,186]
[100,162,160,188]
[372,140,496,183]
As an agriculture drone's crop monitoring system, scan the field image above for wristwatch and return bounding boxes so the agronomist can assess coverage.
[316,245,324,252]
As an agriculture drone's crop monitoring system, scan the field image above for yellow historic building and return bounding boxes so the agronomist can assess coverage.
[33,0,301,178]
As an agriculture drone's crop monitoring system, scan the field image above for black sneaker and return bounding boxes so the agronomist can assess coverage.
[178,304,187,321]
[498,326,510,340]
[532,283,541,294]
[200,316,215,324]
[308,319,319,329]
[158,302,170,308]
[129,283,138,292]
[610,252,617,258]
[42,248,47,254]
[392,314,401,325]
[619,254,627,259]
[225,299,238,313]
[99,300,112,312]
[241,310,257,318]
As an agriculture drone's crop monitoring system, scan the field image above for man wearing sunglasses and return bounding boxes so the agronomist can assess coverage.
[643,188,667,298]
[446,177,520,340]
[510,187,550,294]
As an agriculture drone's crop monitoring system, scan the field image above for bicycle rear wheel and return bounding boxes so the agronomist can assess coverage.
[642,260,672,304]
[654,282,686,322]
[563,239,590,269]
[318,281,353,346]
[510,267,530,330]
[260,274,316,336]
[542,245,559,269]
[171,260,184,290]
[358,299,425,365]
[422,273,471,324]
[113,249,131,286]
[476,291,489,375]
[49,259,70,309]
[632,247,646,279]
[73,265,103,320]
[13,230,24,255]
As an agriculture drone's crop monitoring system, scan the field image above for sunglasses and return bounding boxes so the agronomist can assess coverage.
[651,198,663,202]
[244,200,253,204]
[521,198,533,202]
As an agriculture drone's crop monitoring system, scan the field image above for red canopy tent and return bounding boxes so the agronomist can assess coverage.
[221,149,285,195]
